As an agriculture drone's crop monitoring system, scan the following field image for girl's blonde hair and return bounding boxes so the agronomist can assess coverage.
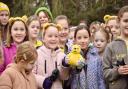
[6,17,29,47]
[15,41,37,63]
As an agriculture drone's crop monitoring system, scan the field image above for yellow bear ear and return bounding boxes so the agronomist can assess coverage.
[22,15,28,23]
[104,15,111,23]
[9,17,15,23]
[56,24,62,31]
[43,23,50,30]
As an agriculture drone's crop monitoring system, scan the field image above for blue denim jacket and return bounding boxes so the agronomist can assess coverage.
[71,46,105,89]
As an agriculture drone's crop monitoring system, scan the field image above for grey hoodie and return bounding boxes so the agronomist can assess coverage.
[103,38,128,89]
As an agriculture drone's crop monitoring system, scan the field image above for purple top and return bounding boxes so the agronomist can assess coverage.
[0,43,17,74]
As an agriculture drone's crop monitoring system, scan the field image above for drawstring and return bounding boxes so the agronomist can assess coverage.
[44,60,58,74]
[55,61,57,69]
[45,60,46,74]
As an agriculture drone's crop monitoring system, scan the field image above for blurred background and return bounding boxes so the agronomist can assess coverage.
[0,0,128,25]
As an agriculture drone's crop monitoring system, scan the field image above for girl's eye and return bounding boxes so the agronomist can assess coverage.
[123,19,128,23]
[55,35,58,38]
[20,28,25,31]
[109,26,113,29]
[95,39,99,42]
[48,35,52,37]
[77,36,81,39]
[115,26,119,29]
[14,28,18,31]
[84,36,88,39]
[31,25,35,28]
[101,40,104,42]
[37,26,40,29]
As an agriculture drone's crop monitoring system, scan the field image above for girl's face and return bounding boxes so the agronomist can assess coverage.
[119,12,128,37]
[38,11,49,24]
[75,29,90,50]
[23,60,36,74]
[68,31,75,41]
[94,31,108,54]
[43,26,59,49]
[28,20,40,39]
[57,19,69,43]
[0,10,9,25]
[107,19,120,38]
[11,21,26,44]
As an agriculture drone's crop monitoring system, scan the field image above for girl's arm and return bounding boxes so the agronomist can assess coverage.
[103,45,120,81]
[0,70,12,89]
[59,64,70,80]
[32,60,46,88]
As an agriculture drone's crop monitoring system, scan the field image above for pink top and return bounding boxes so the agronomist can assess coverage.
[0,43,17,74]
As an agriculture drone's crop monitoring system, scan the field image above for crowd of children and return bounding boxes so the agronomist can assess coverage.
[0,1,128,89]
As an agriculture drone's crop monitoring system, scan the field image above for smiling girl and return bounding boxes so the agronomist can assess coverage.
[33,23,69,89]
[0,17,29,74]
[27,15,42,49]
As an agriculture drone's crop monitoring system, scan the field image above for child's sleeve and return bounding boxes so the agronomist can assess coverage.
[58,54,70,80]
[32,59,46,88]
[103,44,120,82]
[97,59,105,89]
[0,70,12,89]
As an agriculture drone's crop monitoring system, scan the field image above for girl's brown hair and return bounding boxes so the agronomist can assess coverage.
[6,18,29,47]
[118,6,128,21]
[15,41,37,63]
[74,25,90,39]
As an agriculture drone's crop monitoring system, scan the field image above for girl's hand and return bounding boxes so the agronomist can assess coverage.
[118,65,128,75]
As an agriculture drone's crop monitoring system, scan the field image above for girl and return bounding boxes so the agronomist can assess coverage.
[64,25,105,89]
[93,27,110,58]
[0,41,38,89]
[0,2,10,43]
[54,15,73,53]
[68,26,76,42]
[104,15,121,40]
[35,7,53,40]
[35,7,53,25]
[27,15,43,49]
[0,17,29,74]
[33,23,69,89]
[103,6,128,89]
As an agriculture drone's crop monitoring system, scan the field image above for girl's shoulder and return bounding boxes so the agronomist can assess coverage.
[3,43,16,52]
[37,45,65,56]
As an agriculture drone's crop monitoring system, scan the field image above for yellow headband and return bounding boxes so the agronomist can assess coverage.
[9,15,28,24]
[0,2,9,13]
[43,23,62,31]
[104,15,117,23]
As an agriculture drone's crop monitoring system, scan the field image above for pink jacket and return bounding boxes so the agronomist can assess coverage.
[33,45,69,89]
[0,43,17,74]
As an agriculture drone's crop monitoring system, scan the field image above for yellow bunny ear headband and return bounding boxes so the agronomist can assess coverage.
[9,15,28,24]
[104,15,117,23]
[43,23,62,31]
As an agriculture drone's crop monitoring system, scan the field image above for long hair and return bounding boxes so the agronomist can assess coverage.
[6,19,29,47]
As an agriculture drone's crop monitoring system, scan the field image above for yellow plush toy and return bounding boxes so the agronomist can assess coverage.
[67,44,84,67]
